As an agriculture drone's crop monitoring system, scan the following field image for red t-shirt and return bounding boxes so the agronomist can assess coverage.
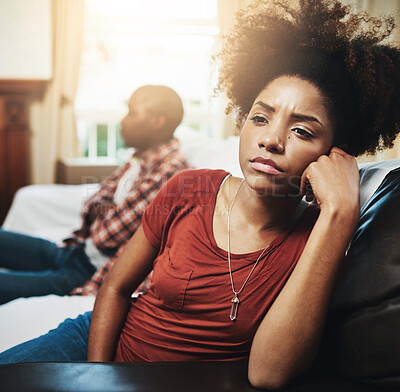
[114,169,319,362]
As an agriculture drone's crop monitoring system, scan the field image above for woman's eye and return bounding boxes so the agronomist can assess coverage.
[250,115,268,125]
[292,127,313,139]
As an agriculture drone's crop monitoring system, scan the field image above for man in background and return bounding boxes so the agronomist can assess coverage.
[0,85,191,304]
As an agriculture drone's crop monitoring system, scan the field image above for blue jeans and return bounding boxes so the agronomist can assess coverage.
[0,229,96,304]
[0,311,92,363]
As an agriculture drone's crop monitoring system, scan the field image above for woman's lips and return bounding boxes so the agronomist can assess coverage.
[250,158,283,175]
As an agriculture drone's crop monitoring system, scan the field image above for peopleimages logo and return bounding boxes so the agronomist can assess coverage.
[79,173,313,215]
[143,173,314,217]
[150,203,218,216]
[222,175,307,198]
[159,174,306,198]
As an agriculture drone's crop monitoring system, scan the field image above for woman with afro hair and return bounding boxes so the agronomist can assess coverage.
[1,1,400,390]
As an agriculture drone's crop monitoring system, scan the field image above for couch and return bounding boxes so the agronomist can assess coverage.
[0,129,399,391]
[0,360,395,392]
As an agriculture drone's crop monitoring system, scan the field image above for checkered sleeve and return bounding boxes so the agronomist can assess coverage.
[71,142,191,296]
[80,163,130,221]
[89,166,183,251]
[70,172,177,296]
[64,163,130,246]
[70,247,153,296]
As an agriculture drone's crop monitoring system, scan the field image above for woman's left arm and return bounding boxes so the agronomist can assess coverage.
[248,148,360,390]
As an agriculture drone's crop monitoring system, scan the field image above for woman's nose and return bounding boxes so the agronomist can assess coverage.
[258,127,285,153]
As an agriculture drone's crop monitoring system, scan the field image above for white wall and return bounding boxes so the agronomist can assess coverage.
[0,0,52,79]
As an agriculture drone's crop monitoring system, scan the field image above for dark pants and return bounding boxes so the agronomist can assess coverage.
[0,311,92,363]
[0,228,95,305]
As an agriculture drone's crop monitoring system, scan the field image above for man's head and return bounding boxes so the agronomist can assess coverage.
[120,85,184,153]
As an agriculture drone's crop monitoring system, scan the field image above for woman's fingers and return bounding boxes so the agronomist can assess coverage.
[300,149,359,209]
[302,180,315,202]
[300,168,311,198]
[329,146,348,157]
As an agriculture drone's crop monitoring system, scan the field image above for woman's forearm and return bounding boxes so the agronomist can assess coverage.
[87,284,131,361]
[87,225,157,362]
[248,205,359,390]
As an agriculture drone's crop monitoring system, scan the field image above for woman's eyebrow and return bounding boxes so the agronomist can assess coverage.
[254,100,324,127]
[254,101,275,112]
[291,113,323,127]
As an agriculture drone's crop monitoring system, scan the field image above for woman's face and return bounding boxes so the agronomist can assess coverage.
[239,75,334,197]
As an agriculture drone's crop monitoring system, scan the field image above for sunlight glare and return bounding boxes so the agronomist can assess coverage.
[86,0,217,19]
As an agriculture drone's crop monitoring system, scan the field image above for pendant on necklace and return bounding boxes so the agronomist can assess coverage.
[230,294,240,321]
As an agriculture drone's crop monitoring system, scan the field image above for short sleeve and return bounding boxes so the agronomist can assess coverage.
[142,169,229,250]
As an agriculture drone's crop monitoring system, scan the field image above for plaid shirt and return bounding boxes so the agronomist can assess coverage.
[70,138,191,295]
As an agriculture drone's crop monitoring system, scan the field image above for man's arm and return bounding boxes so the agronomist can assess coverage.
[84,201,116,226]
[88,182,159,251]
[248,148,360,390]
[89,163,184,251]
[63,164,130,246]
[80,164,129,225]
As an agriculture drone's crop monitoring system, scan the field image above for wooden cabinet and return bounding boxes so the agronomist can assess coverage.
[0,80,44,223]
[56,159,118,185]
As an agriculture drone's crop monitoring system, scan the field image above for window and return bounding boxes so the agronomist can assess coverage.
[75,0,221,161]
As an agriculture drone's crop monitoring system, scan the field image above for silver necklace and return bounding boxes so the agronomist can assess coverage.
[227,179,270,321]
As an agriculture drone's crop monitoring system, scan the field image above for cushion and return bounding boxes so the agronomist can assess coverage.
[321,161,400,388]
[358,159,400,211]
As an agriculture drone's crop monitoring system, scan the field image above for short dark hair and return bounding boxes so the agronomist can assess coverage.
[215,0,400,156]
[136,85,184,132]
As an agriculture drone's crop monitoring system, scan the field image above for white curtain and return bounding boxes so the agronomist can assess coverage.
[30,0,84,184]
[217,0,252,35]
[217,0,253,138]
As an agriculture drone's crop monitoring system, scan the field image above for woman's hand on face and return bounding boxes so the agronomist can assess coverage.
[300,147,360,217]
